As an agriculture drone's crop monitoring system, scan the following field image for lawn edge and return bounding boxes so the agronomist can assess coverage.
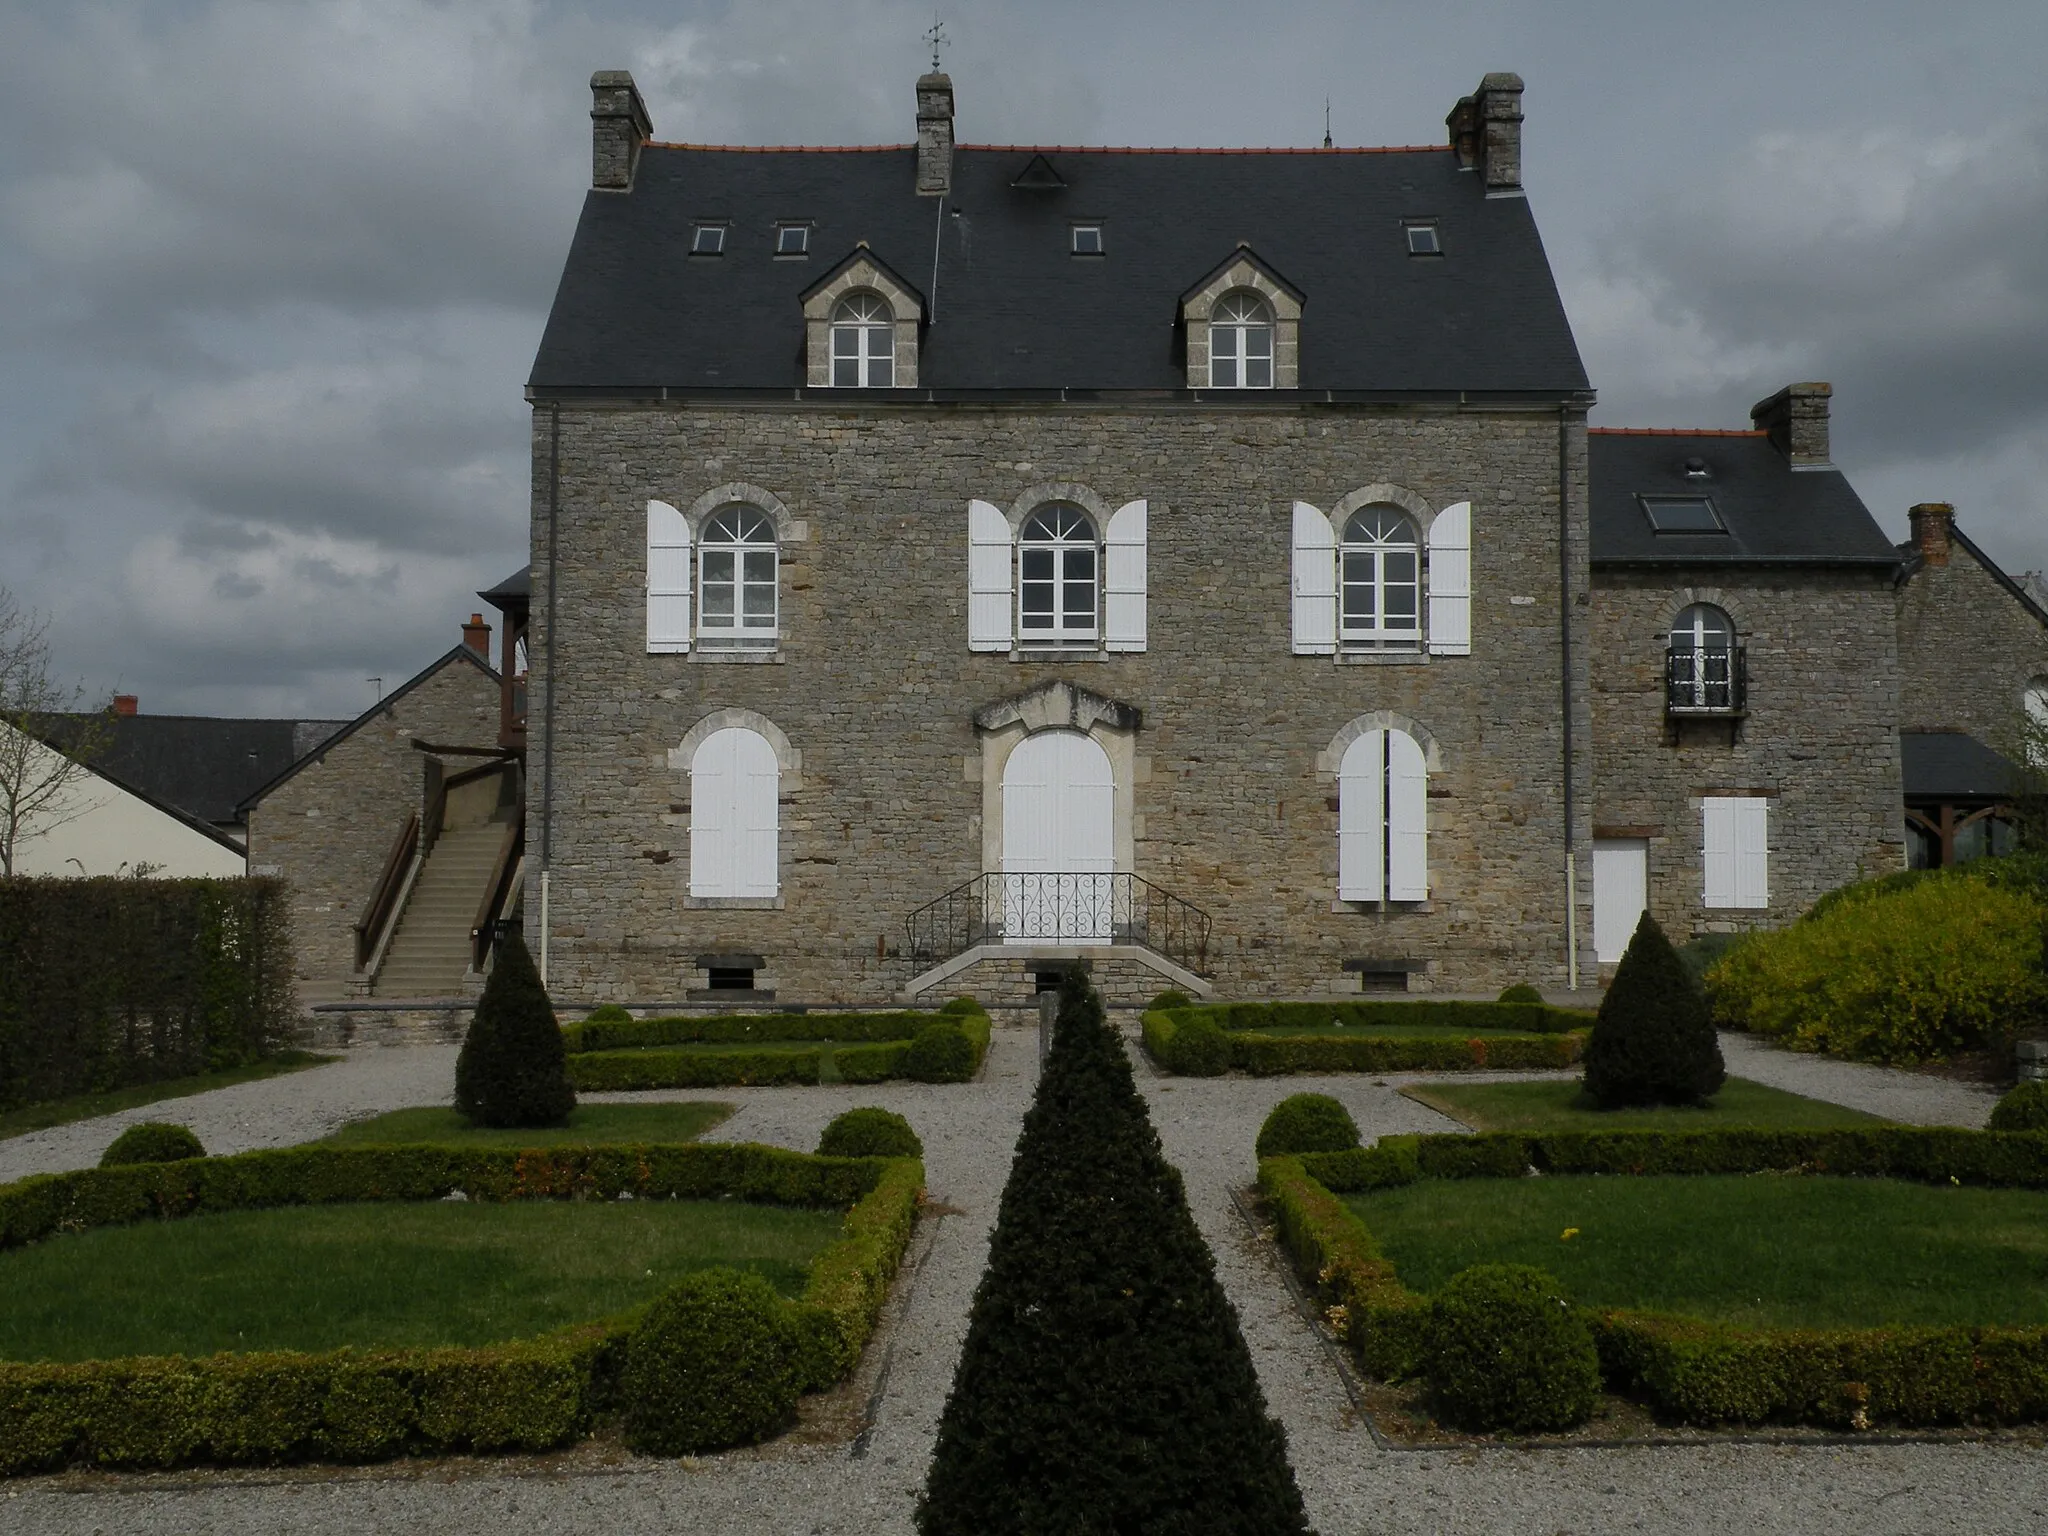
[0,1053,341,1144]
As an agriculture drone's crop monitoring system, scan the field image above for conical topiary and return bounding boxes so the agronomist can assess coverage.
[917,971,1311,1535]
[454,930,576,1128]
[1583,910,1726,1108]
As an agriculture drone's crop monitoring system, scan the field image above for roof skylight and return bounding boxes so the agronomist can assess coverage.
[1404,222,1441,256]
[690,224,726,256]
[775,224,809,256]
[1639,495,1726,534]
[1071,224,1104,256]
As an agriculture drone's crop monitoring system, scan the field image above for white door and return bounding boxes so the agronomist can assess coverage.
[1002,730,1115,943]
[1592,839,1649,964]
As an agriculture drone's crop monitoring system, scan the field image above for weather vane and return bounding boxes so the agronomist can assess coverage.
[925,13,948,71]
[1324,98,1333,149]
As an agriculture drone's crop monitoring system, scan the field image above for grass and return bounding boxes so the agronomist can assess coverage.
[0,1052,339,1142]
[1349,1174,2048,1329]
[1401,1075,1888,1132]
[0,1199,845,1362]
[319,1101,734,1149]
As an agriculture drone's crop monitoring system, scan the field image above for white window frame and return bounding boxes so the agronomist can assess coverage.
[829,293,895,387]
[1017,504,1100,643]
[1208,291,1275,389]
[1340,507,1423,651]
[1703,796,1769,909]
[696,505,779,646]
[689,726,780,899]
[1671,603,1736,709]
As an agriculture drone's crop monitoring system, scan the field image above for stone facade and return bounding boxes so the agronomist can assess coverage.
[1588,567,1906,943]
[526,400,1594,1006]
[1896,511,2048,755]
[246,652,502,999]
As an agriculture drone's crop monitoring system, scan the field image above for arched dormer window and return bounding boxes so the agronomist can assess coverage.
[1018,504,1098,641]
[830,293,895,387]
[1209,291,1274,389]
[698,505,778,644]
[1340,507,1421,649]
[1668,603,1743,712]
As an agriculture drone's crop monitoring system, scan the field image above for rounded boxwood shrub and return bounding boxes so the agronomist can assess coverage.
[1148,989,1193,1013]
[100,1121,205,1167]
[1254,1093,1360,1158]
[1584,911,1725,1108]
[583,1003,633,1024]
[1990,1078,2048,1132]
[938,995,984,1017]
[818,1107,923,1159]
[455,931,576,1128]
[904,1021,977,1083]
[622,1268,804,1454]
[1164,1012,1230,1076]
[1497,983,1543,1004]
[1423,1264,1600,1433]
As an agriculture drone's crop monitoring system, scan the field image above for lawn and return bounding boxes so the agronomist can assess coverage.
[320,1101,733,1148]
[1402,1075,1886,1132]
[0,1199,843,1362]
[1349,1175,2048,1329]
[0,1051,338,1142]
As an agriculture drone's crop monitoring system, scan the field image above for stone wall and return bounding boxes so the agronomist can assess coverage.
[1896,536,2048,752]
[525,398,1594,1006]
[1589,567,1905,942]
[247,654,502,1000]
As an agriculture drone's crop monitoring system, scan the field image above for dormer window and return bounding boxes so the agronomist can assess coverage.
[691,224,726,256]
[775,224,809,256]
[1071,223,1104,256]
[830,294,895,387]
[1404,221,1442,256]
[800,249,923,389]
[1209,292,1275,389]
[1179,249,1303,390]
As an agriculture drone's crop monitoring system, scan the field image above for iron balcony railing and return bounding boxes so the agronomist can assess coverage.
[905,871,1212,976]
[1666,644,1748,713]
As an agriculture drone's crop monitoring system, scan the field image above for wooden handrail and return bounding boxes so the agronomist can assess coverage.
[354,811,419,970]
[469,819,524,973]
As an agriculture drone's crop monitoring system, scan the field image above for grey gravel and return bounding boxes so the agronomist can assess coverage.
[7,1028,2047,1533]
[1718,1030,1999,1127]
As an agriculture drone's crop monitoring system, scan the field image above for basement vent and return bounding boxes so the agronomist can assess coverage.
[706,966,756,991]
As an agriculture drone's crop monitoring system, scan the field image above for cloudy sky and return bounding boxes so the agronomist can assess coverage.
[1,0,2043,719]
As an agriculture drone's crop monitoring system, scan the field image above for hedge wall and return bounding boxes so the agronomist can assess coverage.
[561,1009,946,1054]
[1261,1126,2048,1429]
[1142,1006,1586,1077]
[565,1013,990,1092]
[1185,1000,1588,1035]
[0,877,296,1111]
[0,1142,923,1474]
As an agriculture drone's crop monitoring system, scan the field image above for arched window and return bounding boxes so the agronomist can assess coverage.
[1339,726,1428,902]
[830,293,894,387]
[690,726,779,898]
[698,505,778,644]
[1208,291,1274,389]
[1018,504,1098,641]
[1669,603,1738,710]
[1340,508,1421,649]
[2026,678,2048,767]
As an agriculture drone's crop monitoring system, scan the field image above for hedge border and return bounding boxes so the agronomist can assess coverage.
[561,1009,950,1054]
[566,1012,991,1092]
[1142,1006,1586,1077]
[0,1142,923,1474]
[1261,1126,2048,1429]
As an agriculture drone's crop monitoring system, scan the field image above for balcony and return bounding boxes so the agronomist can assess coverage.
[1666,645,1747,715]
[905,871,1212,977]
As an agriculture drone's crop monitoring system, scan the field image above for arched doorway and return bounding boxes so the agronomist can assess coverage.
[1001,729,1115,942]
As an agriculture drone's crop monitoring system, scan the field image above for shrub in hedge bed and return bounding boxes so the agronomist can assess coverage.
[819,1108,922,1159]
[1990,1079,2048,1132]
[1423,1264,1599,1432]
[1497,984,1543,1004]
[938,995,985,1017]
[100,1122,205,1167]
[1583,912,1724,1109]
[1255,1094,1360,1157]
[456,932,575,1129]
[581,1003,634,1025]
[904,1021,977,1083]
[623,1269,805,1454]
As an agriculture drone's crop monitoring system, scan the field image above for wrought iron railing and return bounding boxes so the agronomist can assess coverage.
[1666,644,1748,713]
[905,871,1212,975]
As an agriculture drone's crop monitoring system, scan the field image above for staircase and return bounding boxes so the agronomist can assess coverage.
[372,823,509,999]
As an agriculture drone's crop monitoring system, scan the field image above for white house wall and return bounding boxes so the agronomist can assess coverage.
[2,726,244,878]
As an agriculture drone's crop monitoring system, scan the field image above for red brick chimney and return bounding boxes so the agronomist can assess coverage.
[112,694,138,717]
[1908,502,1955,567]
[462,613,491,658]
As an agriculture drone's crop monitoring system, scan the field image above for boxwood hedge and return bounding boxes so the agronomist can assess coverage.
[1143,1001,1587,1077]
[563,1011,990,1092]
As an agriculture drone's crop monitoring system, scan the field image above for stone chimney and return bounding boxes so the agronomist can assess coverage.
[462,613,492,658]
[1447,73,1523,194]
[1908,502,1955,567]
[916,72,954,196]
[591,71,652,191]
[1749,382,1833,469]
[112,694,138,717]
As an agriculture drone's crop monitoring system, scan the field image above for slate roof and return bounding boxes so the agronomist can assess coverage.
[1588,431,1900,567]
[529,145,1589,397]
[478,565,531,608]
[38,715,345,829]
[1900,731,2020,801]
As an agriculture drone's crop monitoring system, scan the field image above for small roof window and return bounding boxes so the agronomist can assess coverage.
[1639,495,1726,534]
[690,223,726,256]
[775,224,809,256]
[1071,223,1104,256]
[1404,222,1441,256]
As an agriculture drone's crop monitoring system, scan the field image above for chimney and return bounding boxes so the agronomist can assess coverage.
[462,613,492,658]
[1908,503,1955,567]
[1749,382,1833,469]
[1449,74,1523,193]
[916,72,954,196]
[112,694,138,717]
[591,71,652,191]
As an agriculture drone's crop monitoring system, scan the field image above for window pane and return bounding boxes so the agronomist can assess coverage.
[1212,327,1238,361]
[1385,584,1417,623]
[869,353,893,387]
[1212,355,1238,388]
[1063,547,1095,580]
[833,356,859,387]
[742,585,775,621]
[701,585,734,621]
[1245,356,1272,388]
[702,551,734,582]
[1064,583,1095,624]
[1021,548,1054,581]
[743,551,775,581]
[1021,583,1054,625]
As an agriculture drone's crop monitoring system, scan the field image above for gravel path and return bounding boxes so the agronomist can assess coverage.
[1718,1031,1999,1127]
[8,1029,2047,1533]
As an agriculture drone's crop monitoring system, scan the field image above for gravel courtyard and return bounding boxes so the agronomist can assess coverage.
[4,1028,2041,1536]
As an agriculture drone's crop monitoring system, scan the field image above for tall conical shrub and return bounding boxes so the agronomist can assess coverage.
[454,931,576,1128]
[917,972,1311,1535]
[1583,910,1725,1108]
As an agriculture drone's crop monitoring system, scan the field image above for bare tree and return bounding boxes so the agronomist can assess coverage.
[0,588,113,877]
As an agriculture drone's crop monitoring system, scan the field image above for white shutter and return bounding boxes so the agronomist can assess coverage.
[1733,797,1769,909]
[1338,730,1384,901]
[1386,729,1429,900]
[1103,499,1148,652]
[1292,501,1337,655]
[968,499,1014,652]
[689,730,734,896]
[647,500,692,653]
[1702,798,1736,908]
[733,729,781,897]
[1427,500,1472,656]
[690,727,780,898]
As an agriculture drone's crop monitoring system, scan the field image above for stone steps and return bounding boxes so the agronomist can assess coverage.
[372,825,510,999]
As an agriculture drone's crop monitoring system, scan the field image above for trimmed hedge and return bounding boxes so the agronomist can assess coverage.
[1143,1006,1585,1077]
[819,1108,923,1160]
[455,932,574,1129]
[1171,999,1588,1034]
[100,1122,205,1167]
[622,1270,804,1454]
[564,1013,991,1092]
[1423,1264,1599,1432]
[1262,1126,2048,1429]
[1255,1094,1360,1158]
[561,1010,943,1054]
[0,1142,924,1474]
[1990,1080,2048,1132]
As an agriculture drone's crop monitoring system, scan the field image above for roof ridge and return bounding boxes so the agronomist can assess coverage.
[645,141,1445,156]
[648,141,913,153]
[1589,427,1769,438]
